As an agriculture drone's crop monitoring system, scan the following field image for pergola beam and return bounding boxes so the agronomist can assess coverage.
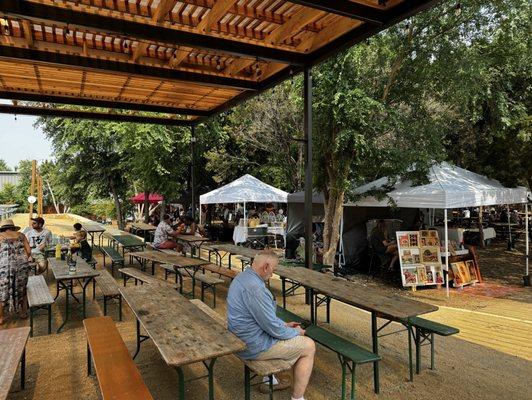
[0,91,211,116]
[288,0,386,24]
[0,45,259,91]
[1,0,306,66]
[0,104,194,126]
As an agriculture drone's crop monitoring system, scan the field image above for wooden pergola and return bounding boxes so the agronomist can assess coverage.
[0,0,440,124]
[1,1,444,396]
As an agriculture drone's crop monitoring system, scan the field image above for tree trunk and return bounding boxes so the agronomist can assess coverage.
[478,206,485,248]
[143,190,150,223]
[322,189,344,266]
[44,179,60,214]
[109,178,124,230]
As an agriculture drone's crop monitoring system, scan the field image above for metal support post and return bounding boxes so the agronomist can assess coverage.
[303,66,313,270]
[191,125,196,221]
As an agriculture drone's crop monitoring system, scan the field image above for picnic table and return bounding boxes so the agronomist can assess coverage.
[49,258,100,332]
[208,243,260,269]
[128,250,209,274]
[174,234,209,257]
[0,327,30,400]
[83,223,106,247]
[104,231,146,257]
[130,222,156,242]
[119,284,245,400]
[275,266,438,393]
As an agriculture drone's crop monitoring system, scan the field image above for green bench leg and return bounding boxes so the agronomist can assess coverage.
[29,308,34,338]
[407,325,414,381]
[244,365,251,400]
[48,304,52,334]
[176,367,185,400]
[351,363,356,400]
[416,329,421,374]
[430,333,435,370]
[119,296,122,322]
[103,296,108,316]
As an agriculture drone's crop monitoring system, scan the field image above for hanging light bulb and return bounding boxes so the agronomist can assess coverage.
[454,3,462,16]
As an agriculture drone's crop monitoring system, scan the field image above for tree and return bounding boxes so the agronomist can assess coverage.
[204,81,305,192]
[0,159,10,171]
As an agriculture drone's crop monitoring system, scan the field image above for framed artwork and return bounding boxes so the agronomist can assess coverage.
[451,262,473,286]
[402,267,419,286]
[465,260,478,282]
[400,248,420,264]
[434,265,445,284]
[421,246,439,263]
[417,266,428,284]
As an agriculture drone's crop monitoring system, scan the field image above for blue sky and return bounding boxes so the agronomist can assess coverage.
[0,114,53,170]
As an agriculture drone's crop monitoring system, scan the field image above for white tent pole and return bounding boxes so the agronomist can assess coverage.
[244,202,247,225]
[445,209,449,298]
[526,203,529,277]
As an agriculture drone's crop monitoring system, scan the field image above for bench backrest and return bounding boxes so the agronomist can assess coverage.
[27,275,54,307]
[84,317,153,400]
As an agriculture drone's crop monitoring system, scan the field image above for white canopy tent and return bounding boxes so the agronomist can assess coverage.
[348,162,530,296]
[199,174,288,223]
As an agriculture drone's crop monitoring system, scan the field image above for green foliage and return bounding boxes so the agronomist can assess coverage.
[0,183,18,204]
[0,159,11,171]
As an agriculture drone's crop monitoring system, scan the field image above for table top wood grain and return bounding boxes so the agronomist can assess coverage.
[119,285,245,367]
[210,244,260,260]
[0,327,30,400]
[128,251,209,268]
[174,235,209,243]
[49,258,100,281]
[276,266,438,320]
[131,222,156,231]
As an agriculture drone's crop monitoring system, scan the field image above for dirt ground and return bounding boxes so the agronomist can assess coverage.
[2,214,531,400]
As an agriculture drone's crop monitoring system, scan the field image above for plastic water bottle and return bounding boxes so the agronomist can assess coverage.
[55,243,62,259]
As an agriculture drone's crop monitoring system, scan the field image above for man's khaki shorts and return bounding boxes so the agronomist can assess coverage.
[255,336,308,367]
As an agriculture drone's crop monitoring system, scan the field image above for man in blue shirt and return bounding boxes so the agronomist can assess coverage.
[227,250,315,400]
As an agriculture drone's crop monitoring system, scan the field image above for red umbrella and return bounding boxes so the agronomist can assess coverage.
[131,192,164,204]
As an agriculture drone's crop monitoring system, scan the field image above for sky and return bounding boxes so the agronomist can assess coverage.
[0,114,53,170]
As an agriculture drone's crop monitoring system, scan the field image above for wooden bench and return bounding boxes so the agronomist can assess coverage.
[100,246,124,277]
[84,317,153,400]
[277,307,380,400]
[93,270,122,321]
[408,317,459,373]
[0,327,30,399]
[184,269,224,308]
[201,263,239,280]
[189,300,292,400]
[235,255,251,270]
[119,267,170,287]
[27,275,54,337]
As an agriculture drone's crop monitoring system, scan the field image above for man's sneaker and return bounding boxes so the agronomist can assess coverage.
[259,376,291,394]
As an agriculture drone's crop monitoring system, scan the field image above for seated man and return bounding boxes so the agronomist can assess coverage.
[153,214,180,250]
[24,217,52,274]
[369,219,398,271]
[227,250,315,400]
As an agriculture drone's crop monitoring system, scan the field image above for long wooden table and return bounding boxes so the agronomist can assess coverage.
[49,258,100,332]
[130,222,156,241]
[0,327,30,400]
[83,223,106,247]
[104,232,146,257]
[174,234,209,257]
[207,243,260,269]
[128,250,209,273]
[119,284,245,400]
[275,266,438,393]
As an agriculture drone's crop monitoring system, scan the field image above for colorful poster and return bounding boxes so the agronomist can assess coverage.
[396,231,443,288]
